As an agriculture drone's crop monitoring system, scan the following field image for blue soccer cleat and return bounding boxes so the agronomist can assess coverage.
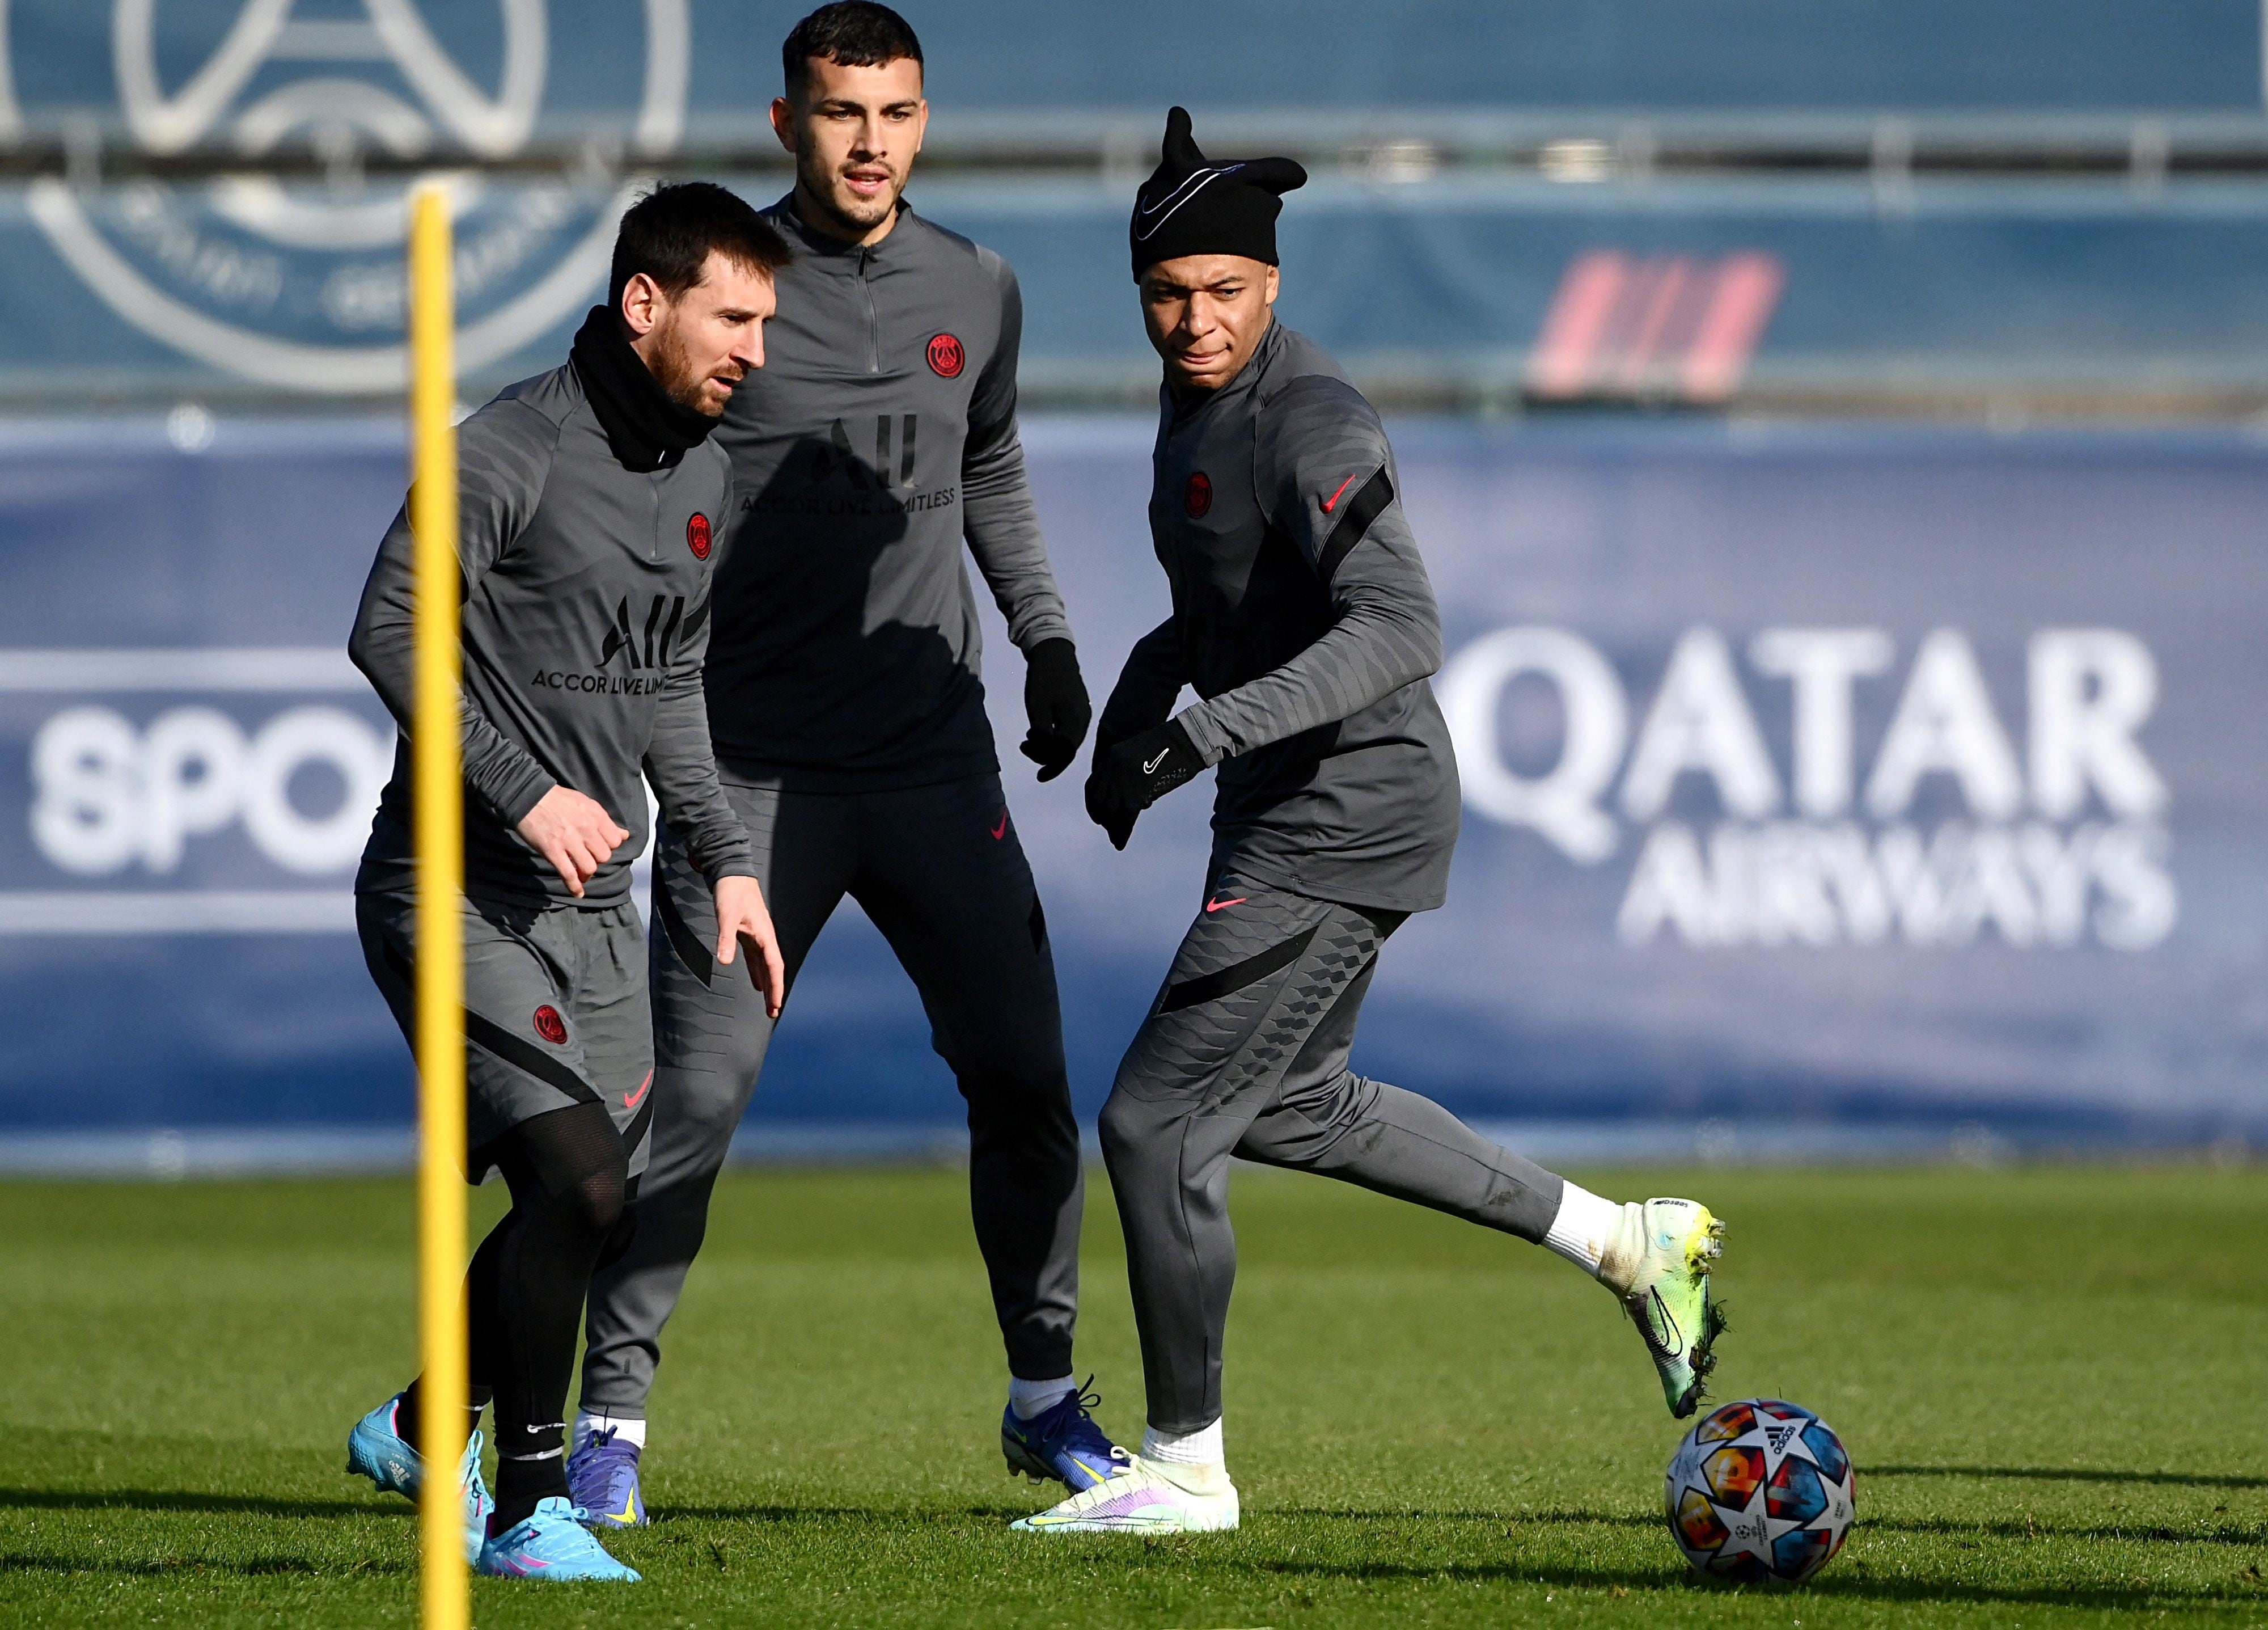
[478,1496,642,1581]
[345,1393,493,1564]
[1001,1379,1131,1492]
[566,1426,648,1530]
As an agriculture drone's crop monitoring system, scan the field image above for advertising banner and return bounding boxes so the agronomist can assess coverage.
[0,415,2261,1167]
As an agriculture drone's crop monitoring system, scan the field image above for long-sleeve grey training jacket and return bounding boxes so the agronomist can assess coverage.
[351,361,756,910]
[1099,320,1460,913]
[702,196,1072,790]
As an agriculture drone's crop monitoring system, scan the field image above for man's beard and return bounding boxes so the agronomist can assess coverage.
[651,322,731,416]
[799,152,900,233]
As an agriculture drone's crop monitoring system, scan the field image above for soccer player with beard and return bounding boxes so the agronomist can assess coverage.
[1014,112,1731,1535]
[569,4,1124,1525]
[342,183,790,1582]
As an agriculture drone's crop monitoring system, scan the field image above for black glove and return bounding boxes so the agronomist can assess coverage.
[1082,723,1135,849]
[1084,717,1203,850]
[1018,638,1091,782]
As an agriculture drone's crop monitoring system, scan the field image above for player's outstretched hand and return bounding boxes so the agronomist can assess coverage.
[713,874,786,1019]
[517,786,630,898]
[1019,638,1091,782]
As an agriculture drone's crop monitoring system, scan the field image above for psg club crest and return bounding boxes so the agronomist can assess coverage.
[686,512,712,560]
[926,332,965,378]
[1184,471,1213,518]
[531,1005,567,1045]
[3,1,692,392]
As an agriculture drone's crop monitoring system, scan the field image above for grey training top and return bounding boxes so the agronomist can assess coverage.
[703,196,1072,791]
[1099,320,1460,913]
[351,361,756,909]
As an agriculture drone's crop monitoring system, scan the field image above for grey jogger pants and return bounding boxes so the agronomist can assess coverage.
[1099,875,1565,1435]
[578,771,1084,1415]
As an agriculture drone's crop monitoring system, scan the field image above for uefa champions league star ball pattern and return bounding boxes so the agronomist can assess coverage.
[1664,1399,1856,1583]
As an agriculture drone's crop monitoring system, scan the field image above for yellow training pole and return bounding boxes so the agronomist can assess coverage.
[408,183,470,1630]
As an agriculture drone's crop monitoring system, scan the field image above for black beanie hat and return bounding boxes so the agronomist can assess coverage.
[1129,107,1308,280]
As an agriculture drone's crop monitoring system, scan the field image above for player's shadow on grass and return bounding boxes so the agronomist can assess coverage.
[1489,1507,2264,1549]
[1258,1558,2253,1610]
[1869,1464,2268,1492]
[0,1488,394,1520]
[659,1502,1026,1525]
[0,1555,405,1578]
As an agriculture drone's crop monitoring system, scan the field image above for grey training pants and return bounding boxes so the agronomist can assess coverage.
[579,771,1084,1415]
[1099,875,1565,1435]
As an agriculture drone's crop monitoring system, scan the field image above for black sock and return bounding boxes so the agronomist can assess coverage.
[475,1102,629,1536]
[493,1450,572,1532]
[392,1381,491,1458]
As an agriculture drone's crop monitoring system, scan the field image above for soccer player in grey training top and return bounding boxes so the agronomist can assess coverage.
[342,183,790,1583]
[570,5,1126,1521]
[1014,112,1732,1536]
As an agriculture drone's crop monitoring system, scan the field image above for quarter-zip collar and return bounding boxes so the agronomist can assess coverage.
[773,193,910,374]
[773,191,915,268]
[1163,316,1283,431]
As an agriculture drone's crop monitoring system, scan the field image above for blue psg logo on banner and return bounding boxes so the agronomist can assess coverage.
[0,1,690,391]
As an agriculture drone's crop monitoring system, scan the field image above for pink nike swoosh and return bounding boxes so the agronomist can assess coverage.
[1204,896,1248,913]
[990,812,1009,840]
[1321,473,1358,513]
[624,1070,652,1110]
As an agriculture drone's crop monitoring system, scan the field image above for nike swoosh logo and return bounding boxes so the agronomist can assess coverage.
[1130,163,1247,239]
[991,812,1009,840]
[1141,751,1169,774]
[1648,1286,1686,1357]
[606,1494,640,1525]
[1204,896,1248,913]
[1321,473,1358,513]
[624,1070,651,1110]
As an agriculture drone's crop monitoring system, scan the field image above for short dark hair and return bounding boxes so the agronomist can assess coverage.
[782,2,923,96]
[607,181,789,310]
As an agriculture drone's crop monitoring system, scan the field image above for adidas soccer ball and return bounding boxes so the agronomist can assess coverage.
[1665,1398,1856,1584]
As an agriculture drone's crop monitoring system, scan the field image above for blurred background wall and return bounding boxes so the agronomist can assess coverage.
[1,1,2262,1171]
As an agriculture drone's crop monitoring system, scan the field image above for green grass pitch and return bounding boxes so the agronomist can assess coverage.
[2,1163,2262,1626]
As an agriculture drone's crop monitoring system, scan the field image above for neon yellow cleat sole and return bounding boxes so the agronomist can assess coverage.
[1619,1198,1727,1418]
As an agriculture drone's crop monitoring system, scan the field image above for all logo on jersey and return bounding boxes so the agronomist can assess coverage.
[532,1006,568,1045]
[530,592,706,696]
[687,513,712,560]
[1184,471,1213,518]
[809,416,919,490]
[599,596,688,671]
[927,333,966,378]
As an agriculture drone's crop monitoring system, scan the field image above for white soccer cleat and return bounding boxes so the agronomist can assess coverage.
[1009,1454,1239,1534]
[1601,1197,1728,1419]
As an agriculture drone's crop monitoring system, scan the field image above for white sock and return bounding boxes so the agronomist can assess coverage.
[573,1410,647,1451]
[1008,1374,1078,1421]
[1140,1416,1224,1469]
[1542,1182,1626,1280]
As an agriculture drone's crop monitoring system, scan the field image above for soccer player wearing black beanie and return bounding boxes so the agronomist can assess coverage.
[1015,109,1733,1535]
